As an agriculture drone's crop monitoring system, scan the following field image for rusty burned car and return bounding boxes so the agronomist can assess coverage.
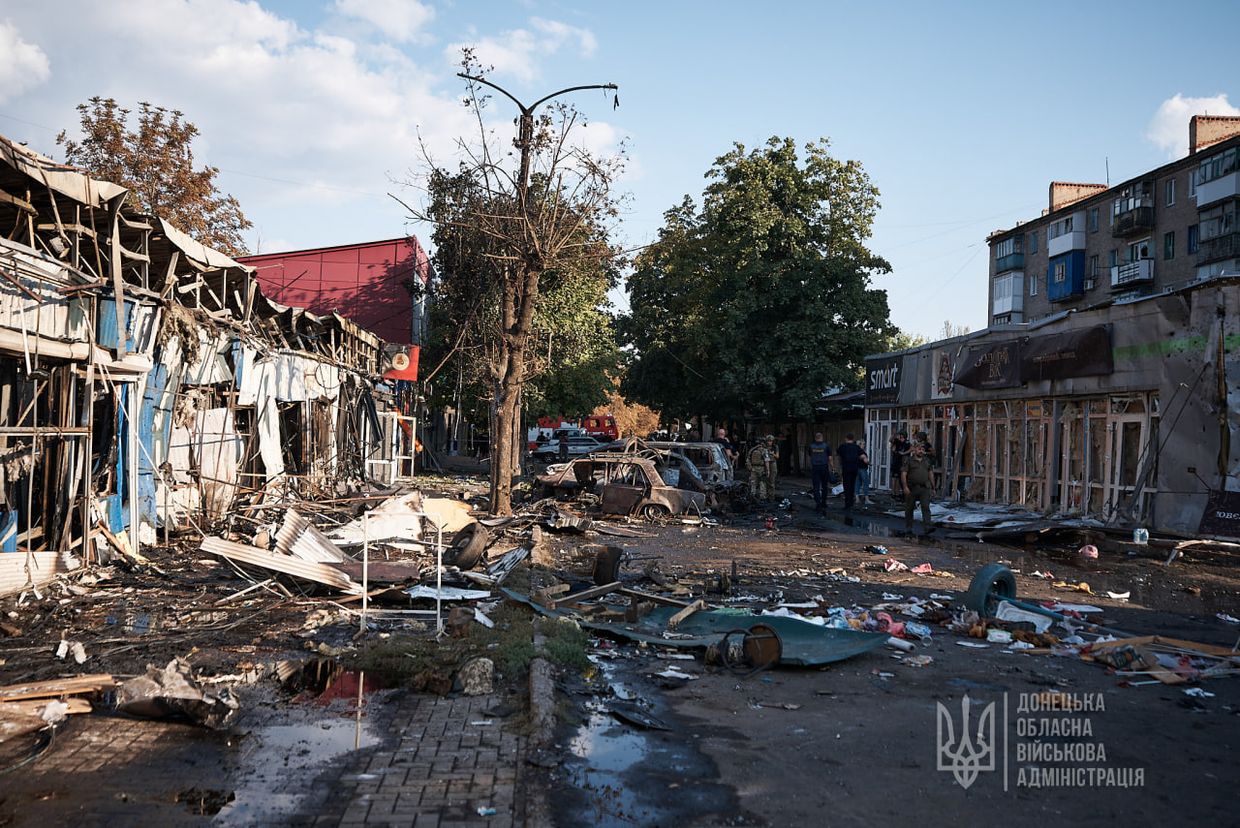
[535,453,707,519]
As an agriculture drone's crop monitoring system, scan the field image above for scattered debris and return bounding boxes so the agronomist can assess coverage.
[116,658,239,729]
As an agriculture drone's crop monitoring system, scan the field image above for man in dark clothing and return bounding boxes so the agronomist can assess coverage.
[836,433,864,512]
[890,431,910,496]
[712,427,736,468]
[806,431,832,511]
[902,442,934,535]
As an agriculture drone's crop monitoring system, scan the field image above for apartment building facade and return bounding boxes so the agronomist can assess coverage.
[861,115,1240,538]
[987,115,1240,326]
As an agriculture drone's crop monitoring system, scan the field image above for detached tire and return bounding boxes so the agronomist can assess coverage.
[444,521,489,570]
[964,563,1017,616]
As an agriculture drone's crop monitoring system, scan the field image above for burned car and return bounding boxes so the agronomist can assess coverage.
[535,453,706,519]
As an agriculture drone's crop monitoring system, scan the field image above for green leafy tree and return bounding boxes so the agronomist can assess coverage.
[56,97,251,256]
[622,137,894,422]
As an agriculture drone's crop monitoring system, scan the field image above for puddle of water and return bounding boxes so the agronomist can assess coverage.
[565,703,654,826]
[215,672,381,825]
[105,606,155,635]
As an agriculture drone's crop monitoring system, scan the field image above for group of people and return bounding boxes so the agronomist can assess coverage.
[706,425,938,536]
[805,432,871,512]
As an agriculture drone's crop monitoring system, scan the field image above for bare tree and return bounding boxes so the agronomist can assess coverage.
[404,56,621,515]
[941,320,971,339]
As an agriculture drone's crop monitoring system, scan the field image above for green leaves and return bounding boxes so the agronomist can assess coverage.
[621,136,895,421]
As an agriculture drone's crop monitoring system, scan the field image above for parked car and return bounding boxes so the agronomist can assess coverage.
[535,454,706,519]
[531,434,602,461]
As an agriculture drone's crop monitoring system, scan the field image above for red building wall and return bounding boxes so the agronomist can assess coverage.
[239,237,429,345]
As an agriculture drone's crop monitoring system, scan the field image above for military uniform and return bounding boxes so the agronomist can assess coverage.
[748,443,775,501]
[903,451,934,533]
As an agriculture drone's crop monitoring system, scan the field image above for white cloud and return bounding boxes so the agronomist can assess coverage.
[1146,93,1240,158]
[0,2,629,256]
[446,17,598,83]
[0,20,51,104]
[334,0,434,43]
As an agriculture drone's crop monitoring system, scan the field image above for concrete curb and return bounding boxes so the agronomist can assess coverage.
[524,630,557,827]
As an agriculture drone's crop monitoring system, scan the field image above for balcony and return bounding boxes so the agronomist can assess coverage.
[1198,231,1240,266]
[1196,171,1240,207]
[995,252,1024,272]
[1048,229,1086,257]
[1110,258,1154,289]
[1112,204,1154,237]
[992,290,1024,317]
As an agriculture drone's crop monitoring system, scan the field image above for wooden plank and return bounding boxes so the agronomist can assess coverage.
[549,581,621,609]
[0,698,91,718]
[617,587,692,609]
[0,675,116,701]
[668,599,707,629]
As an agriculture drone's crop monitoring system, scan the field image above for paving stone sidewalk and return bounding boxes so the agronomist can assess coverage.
[311,692,528,828]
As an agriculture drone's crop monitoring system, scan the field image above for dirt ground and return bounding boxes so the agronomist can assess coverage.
[541,479,1240,827]
[0,473,1237,826]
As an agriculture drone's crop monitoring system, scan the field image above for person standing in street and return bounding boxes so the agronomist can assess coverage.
[855,439,872,506]
[713,426,736,468]
[748,435,776,502]
[836,433,863,512]
[901,441,934,535]
[806,432,833,512]
[890,431,909,497]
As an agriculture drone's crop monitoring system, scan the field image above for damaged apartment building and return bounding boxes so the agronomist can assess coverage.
[864,114,1240,538]
[0,133,409,596]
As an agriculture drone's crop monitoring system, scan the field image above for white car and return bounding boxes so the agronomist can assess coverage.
[532,435,603,461]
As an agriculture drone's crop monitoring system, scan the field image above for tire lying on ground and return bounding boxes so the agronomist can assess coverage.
[444,521,490,570]
[963,562,1017,616]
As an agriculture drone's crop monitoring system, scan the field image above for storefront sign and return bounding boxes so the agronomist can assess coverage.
[866,356,903,405]
[1197,490,1240,538]
[1022,326,1113,382]
[931,348,956,399]
[954,340,1021,389]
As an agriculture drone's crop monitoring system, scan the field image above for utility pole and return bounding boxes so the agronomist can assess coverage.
[456,73,618,514]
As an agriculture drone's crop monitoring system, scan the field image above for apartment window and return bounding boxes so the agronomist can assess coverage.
[1163,231,1175,260]
[1200,202,1237,241]
[1029,274,1038,296]
[1053,261,1066,283]
[1188,224,1199,254]
[994,236,1022,259]
[1087,207,1099,232]
[1198,147,1240,185]
[1165,178,1176,207]
[1128,240,1150,262]
[1190,169,1198,198]
[993,313,1011,326]
[1029,230,1039,254]
[1108,249,1118,268]
[1089,254,1099,278]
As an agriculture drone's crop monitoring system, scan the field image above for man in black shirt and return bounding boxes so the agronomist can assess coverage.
[836,433,864,512]
[890,431,910,497]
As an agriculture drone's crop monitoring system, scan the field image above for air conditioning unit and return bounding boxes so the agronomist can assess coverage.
[382,345,420,381]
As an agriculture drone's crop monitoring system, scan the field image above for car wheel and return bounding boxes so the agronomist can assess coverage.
[641,503,671,521]
[444,521,490,570]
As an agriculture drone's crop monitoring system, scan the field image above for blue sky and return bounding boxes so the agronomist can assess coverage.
[0,0,1237,338]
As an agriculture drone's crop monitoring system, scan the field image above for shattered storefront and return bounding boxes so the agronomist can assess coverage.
[0,134,398,596]
[864,280,1240,536]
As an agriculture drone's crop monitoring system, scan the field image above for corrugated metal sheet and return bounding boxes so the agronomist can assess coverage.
[200,537,360,594]
[0,551,79,598]
[275,510,348,563]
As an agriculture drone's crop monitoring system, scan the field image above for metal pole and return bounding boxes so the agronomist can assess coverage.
[360,512,369,633]
[435,523,443,635]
